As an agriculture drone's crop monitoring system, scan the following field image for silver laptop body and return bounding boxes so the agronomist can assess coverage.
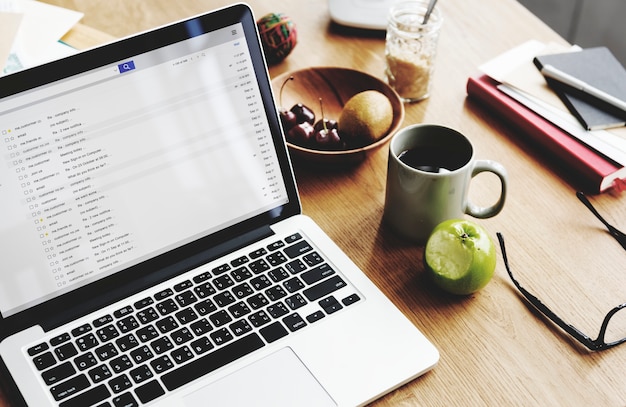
[0,4,438,406]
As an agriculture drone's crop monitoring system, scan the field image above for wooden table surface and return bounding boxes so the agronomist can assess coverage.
[3,0,626,405]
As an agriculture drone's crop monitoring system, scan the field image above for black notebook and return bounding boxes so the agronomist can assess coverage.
[533,47,626,130]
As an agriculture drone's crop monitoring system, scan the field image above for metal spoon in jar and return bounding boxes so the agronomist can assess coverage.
[422,0,438,24]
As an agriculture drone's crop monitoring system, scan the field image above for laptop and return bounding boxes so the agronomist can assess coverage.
[0,3,438,406]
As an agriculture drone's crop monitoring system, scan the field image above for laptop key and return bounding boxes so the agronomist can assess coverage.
[129,364,153,384]
[95,343,118,361]
[57,383,109,407]
[133,297,154,310]
[249,258,270,274]
[109,355,133,374]
[303,251,323,267]
[88,364,112,383]
[41,361,76,385]
[342,293,361,306]
[116,334,139,352]
[150,355,174,374]
[190,318,213,336]
[113,305,134,319]
[283,313,307,332]
[210,327,233,345]
[306,311,326,323]
[54,342,78,361]
[161,333,264,391]
[231,255,249,267]
[259,321,288,343]
[231,266,253,282]
[27,342,49,356]
[249,247,267,259]
[283,240,312,258]
[95,325,120,342]
[285,259,306,275]
[285,233,302,243]
[137,325,159,343]
[112,392,138,407]
[75,333,98,352]
[284,294,307,310]
[156,298,178,316]
[70,324,92,338]
[171,346,194,364]
[193,271,212,284]
[319,296,343,314]
[283,277,305,293]
[130,346,154,364]
[175,290,197,306]
[230,319,252,336]
[194,282,216,298]
[212,263,231,275]
[116,315,139,333]
[109,374,132,394]
[267,266,289,282]
[267,240,285,251]
[74,352,97,371]
[173,279,193,292]
[303,275,347,302]
[301,263,335,285]
[93,315,113,328]
[154,288,174,301]
[50,333,71,346]
[50,373,90,401]
[137,307,159,324]
[266,252,287,266]
[190,336,214,355]
[135,379,165,404]
[194,299,217,316]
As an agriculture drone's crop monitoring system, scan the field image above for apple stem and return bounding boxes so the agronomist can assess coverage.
[279,76,294,107]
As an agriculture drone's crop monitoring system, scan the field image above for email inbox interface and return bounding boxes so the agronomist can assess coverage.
[0,24,288,316]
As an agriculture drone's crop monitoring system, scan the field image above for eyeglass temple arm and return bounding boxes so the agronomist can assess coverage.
[496,233,600,350]
[576,191,626,250]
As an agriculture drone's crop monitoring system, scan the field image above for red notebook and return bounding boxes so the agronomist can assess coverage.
[466,74,626,193]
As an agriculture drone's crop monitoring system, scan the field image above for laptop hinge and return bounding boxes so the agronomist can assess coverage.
[38,224,275,332]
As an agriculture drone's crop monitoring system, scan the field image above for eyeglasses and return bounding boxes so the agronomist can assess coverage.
[497,192,626,351]
[576,191,626,252]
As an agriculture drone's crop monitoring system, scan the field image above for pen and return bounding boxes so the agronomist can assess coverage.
[540,64,626,114]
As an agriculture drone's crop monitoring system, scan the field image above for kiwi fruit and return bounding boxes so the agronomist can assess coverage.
[338,90,393,144]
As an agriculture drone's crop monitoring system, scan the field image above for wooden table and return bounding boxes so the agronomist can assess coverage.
[3,0,626,405]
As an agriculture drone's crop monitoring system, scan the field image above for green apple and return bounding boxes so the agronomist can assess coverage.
[424,219,496,295]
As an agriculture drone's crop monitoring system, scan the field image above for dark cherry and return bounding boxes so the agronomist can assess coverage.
[278,76,298,132]
[314,127,342,149]
[312,97,343,149]
[287,122,315,145]
[313,118,338,133]
[290,103,315,125]
[280,109,298,132]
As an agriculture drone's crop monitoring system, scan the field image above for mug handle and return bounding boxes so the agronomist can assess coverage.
[465,160,508,218]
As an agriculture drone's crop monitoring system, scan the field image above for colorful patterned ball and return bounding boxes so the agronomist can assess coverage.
[257,13,297,64]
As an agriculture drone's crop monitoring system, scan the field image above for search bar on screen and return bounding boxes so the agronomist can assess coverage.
[0,60,136,113]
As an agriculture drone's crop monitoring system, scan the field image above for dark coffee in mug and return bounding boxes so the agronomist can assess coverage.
[397,145,465,173]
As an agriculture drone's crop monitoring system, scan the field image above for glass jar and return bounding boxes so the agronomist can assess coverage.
[385,1,443,102]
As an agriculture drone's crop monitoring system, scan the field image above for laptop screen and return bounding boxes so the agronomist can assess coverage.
[0,14,293,318]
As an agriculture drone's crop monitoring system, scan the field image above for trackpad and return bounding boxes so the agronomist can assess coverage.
[183,347,336,406]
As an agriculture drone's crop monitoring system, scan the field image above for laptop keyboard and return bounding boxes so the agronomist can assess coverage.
[26,232,361,406]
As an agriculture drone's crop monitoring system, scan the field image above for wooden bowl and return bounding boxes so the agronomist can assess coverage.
[271,67,405,166]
